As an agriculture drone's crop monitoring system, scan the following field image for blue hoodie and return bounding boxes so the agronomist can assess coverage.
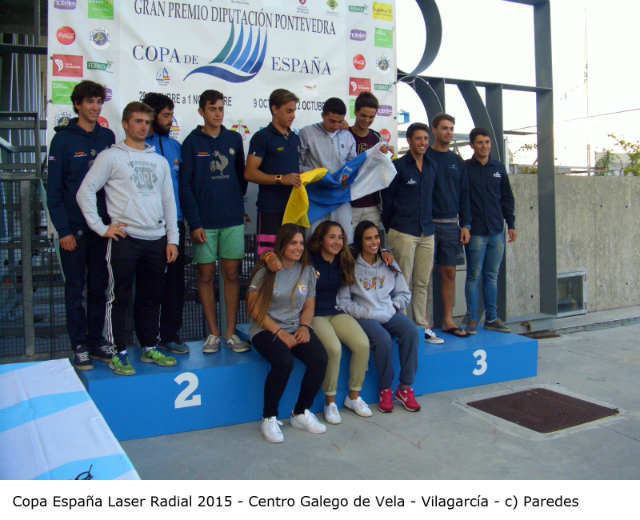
[47,118,115,237]
[179,126,247,230]
[145,132,182,221]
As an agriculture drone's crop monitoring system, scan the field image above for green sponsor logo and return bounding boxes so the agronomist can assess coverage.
[374,28,393,48]
[348,4,367,13]
[374,82,393,91]
[88,0,114,20]
[52,80,79,104]
[327,0,338,10]
[349,98,356,119]
[87,60,112,72]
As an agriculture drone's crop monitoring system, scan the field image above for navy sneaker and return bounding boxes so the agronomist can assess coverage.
[73,345,93,371]
[90,343,117,363]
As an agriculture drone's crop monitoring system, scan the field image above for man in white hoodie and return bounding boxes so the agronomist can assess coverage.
[77,101,179,376]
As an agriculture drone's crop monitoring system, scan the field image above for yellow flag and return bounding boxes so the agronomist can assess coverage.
[282,168,327,227]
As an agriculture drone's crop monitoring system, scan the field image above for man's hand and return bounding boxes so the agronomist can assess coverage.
[277,330,298,349]
[293,326,310,344]
[191,227,206,244]
[381,249,395,266]
[508,229,517,243]
[59,234,77,252]
[103,222,127,241]
[282,173,301,186]
[460,227,470,245]
[166,244,178,263]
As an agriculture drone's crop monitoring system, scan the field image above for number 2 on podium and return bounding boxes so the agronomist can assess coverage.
[174,372,202,408]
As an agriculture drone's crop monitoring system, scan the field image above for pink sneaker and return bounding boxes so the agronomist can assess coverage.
[378,388,394,413]
[395,386,421,412]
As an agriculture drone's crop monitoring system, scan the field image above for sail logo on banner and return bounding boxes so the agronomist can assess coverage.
[184,23,267,83]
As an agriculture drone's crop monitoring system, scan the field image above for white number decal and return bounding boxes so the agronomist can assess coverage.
[174,372,202,409]
[472,349,488,376]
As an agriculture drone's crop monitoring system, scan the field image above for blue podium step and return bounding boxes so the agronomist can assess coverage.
[79,326,537,440]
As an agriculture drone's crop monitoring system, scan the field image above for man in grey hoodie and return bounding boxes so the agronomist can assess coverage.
[77,101,179,376]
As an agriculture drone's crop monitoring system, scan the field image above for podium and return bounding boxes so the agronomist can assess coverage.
[79,326,537,440]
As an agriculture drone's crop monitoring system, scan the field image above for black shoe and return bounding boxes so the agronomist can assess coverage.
[90,342,117,363]
[73,345,94,371]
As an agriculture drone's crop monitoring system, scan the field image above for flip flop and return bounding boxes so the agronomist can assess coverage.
[442,327,469,338]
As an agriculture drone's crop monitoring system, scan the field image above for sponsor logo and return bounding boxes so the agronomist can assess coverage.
[51,80,78,104]
[52,55,83,78]
[299,0,307,4]
[327,0,338,10]
[97,116,109,128]
[89,27,111,49]
[406,179,417,185]
[231,121,251,140]
[184,23,267,83]
[156,67,170,85]
[377,105,392,117]
[73,151,87,158]
[297,0,309,14]
[379,128,391,142]
[372,2,393,21]
[376,56,391,73]
[54,111,74,127]
[170,116,180,139]
[87,60,113,72]
[348,77,371,96]
[210,151,229,177]
[196,151,210,157]
[56,26,75,45]
[353,54,366,70]
[348,4,367,13]
[54,0,76,9]
[349,98,356,118]
[493,172,502,178]
[374,27,393,48]
[88,0,114,20]
[350,29,366,41]
[272,56,331,76]
[104,87,112,102]
[374,82,393,91]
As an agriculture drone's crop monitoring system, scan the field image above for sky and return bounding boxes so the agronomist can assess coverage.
[395,0,639,166]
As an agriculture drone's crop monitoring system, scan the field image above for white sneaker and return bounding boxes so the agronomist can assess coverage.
[261,416,284,443]
[323,402,342,424]
[202,334,221,353]
[225,334,251,353]
[290,409,327,434]
[344,395,373,417]
[424,328,444,344]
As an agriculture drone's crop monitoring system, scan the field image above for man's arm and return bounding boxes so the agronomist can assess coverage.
[500,163,516,242]
[381,162,400,231]
[458,159,471,244]
[235,135,248,196]
[161,159,179,246]
[178,136,202,230]
[76,150,112,238]
[46,136,73,240]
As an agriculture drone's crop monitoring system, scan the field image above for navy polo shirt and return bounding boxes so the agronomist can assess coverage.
[381,152,435,237]
[465,156,515,235]
[248,122,300,213]
[311,252,340,316]
[426,147,471,227]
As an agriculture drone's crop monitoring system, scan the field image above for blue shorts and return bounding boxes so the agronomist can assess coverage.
[434,222,464,266]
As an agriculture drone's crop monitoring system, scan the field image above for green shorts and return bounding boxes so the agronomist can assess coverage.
[192,225,244,264]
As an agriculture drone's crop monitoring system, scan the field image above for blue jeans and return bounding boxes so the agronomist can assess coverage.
[465,232,505,322]
[357,312,419,390]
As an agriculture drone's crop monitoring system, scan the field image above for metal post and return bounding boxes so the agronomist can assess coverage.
[534,1,557,315]
[21,179,35,356]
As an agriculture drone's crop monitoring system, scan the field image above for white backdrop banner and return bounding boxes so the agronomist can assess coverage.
[46,0,397,147]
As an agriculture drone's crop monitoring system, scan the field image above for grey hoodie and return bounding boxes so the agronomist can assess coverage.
[336,254,411,323]
[76,141,178,244]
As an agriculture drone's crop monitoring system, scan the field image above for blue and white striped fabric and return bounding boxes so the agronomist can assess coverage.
[306,142,396,224]
[0,359,138,480]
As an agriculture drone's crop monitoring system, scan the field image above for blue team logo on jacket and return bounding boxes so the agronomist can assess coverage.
[184,23,267,83]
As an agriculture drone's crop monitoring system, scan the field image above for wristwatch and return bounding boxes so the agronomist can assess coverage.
[275,174,282,185]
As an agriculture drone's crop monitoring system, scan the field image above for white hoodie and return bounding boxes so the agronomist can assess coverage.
[336,254,411,323]
[76,141,178,244]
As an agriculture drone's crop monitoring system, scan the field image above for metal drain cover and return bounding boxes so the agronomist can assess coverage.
[468,388,618,433]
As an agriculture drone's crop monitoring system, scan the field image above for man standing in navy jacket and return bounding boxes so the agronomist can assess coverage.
[382,123,443,344]
[180,89,250,354]
[143,92,188,355]
[426,113,471,338]
[47,80,115,370]
[464,128,516,333]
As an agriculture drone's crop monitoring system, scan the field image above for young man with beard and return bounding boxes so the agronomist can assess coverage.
[425,113,471,338]
[47,80,115,370]
[77,102,179,376]
[142,92,188,355]
[180,90,250,354]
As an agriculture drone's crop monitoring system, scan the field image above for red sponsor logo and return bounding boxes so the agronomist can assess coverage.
[97,117,109,128]
[353,54,366,70]
[348,77,371,96]
[52,54,83,77]
[56,26,75,45]
[379,129,391,142]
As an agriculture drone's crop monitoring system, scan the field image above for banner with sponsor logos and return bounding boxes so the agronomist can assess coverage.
[47,0,396,227]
